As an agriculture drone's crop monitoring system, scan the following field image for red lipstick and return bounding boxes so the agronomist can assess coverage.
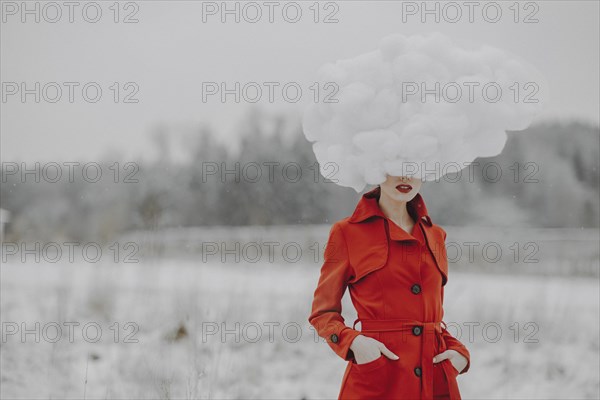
[396,184,412,193]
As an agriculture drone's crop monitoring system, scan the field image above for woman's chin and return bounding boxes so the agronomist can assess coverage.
[387,190,417,202]
[396,193,415,201]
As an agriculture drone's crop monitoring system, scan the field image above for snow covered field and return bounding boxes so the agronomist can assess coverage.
[1,227,599,399]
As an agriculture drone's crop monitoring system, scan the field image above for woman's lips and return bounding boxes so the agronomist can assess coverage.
[396,184,412,193]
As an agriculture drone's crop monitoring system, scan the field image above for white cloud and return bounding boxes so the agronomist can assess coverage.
[302,31,548,192]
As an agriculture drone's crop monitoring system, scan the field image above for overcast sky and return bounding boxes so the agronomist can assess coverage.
[2,1,598,163]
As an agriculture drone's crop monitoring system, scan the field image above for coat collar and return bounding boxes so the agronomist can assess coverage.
[348,185,433,227]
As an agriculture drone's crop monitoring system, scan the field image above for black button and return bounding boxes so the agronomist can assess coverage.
[414,367,422,377]
[330,334,339,343]
[411,284,421,294]
[412,326,422,336]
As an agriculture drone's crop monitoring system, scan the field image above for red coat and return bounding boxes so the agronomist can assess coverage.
[309,186,470,399]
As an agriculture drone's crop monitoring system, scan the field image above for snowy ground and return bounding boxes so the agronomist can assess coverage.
[1,228,599,399]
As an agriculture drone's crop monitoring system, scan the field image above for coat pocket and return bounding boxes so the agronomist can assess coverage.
[352,354,388,373]
[340,355,391,399]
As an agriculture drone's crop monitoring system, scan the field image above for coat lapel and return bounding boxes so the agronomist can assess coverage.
[347,185,449,286]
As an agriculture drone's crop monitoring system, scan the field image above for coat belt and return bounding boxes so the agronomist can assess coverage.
[352,318,459,400]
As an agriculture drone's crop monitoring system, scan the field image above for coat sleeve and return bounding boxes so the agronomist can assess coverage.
[308,222,362,361]
[440,299,471,374]
[440,227,471,374]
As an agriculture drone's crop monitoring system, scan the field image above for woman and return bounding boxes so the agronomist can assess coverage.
[308,174,470,400]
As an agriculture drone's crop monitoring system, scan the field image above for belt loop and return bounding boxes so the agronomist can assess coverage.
[353,318,361,330]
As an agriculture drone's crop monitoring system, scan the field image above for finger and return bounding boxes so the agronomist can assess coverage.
[433,350,451,363]
[378,344,399,360]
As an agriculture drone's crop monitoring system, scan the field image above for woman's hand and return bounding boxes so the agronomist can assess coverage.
[349,334,399,364]
[433,349,468,373]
